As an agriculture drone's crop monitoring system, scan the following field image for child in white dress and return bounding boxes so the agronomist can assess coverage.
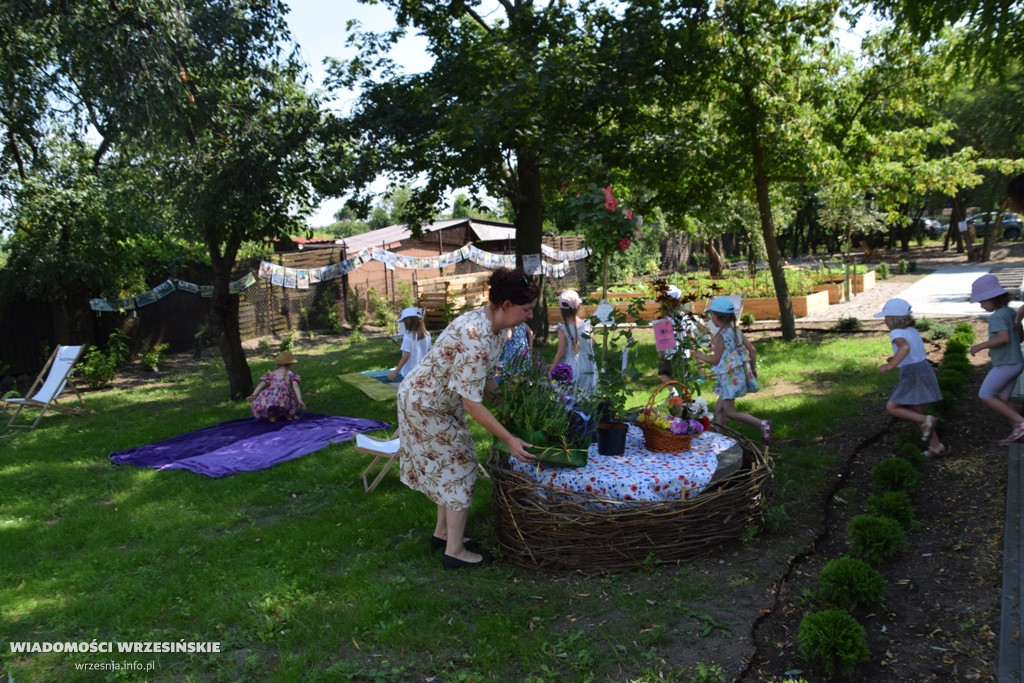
[551,290,598,395]
[388,307,432,382]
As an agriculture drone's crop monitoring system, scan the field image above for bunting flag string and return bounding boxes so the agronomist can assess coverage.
[90,242,585,312]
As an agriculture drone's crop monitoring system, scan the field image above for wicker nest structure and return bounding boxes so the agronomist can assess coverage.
[488,427,774,572]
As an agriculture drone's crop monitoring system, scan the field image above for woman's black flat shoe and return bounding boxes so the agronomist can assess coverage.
[431,536,480,551]
[442,553,489,570]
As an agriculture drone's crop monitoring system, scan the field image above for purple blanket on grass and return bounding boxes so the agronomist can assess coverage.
[108,413,390,478]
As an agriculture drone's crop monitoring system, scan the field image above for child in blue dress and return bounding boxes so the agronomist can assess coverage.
[693,297,771,443]
[875,298,948,456]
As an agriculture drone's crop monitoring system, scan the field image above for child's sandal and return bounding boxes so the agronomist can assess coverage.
[925,443,951,458]
[1000,422,1024,446]
[760,420,772,444]
[921,415,936,442]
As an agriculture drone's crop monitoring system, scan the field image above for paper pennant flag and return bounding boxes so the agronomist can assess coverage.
[90,298,115,312]
[177,280,200,294]
[135,290,158,307]
[153,280,176,299]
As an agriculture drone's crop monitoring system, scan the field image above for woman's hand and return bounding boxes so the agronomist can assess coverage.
[505,436,535,462]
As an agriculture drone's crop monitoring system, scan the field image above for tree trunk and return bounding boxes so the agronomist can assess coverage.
[706,241,724,278]
[751,142,795,340]
[510,151,549,342]
[206,230,252,400]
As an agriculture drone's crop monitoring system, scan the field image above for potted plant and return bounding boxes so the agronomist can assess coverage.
[587,311,640,456]
[488,360,594,466]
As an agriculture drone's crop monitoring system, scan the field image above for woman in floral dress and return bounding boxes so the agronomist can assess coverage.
[397,268,538,570]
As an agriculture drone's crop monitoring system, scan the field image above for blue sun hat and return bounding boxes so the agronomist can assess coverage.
[969,274,1007,303]
[873,298,912,318]
[708,297,735,315]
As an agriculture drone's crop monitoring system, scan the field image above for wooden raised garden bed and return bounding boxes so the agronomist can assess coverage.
[742,289,830,320]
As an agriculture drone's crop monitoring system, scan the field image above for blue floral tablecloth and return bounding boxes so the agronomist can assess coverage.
[508,424,736,502]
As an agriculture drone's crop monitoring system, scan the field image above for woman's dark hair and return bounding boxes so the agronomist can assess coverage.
[488,268,540,306]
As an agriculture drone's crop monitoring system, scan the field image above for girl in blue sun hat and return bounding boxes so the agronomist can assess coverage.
[875,298,948,456]
[968,274,1024,444]
[693,296,771,443]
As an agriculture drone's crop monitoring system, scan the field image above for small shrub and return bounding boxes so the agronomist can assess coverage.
[866,490,916,529]
[798,608,870,677]
[898,259,908,274]
[687,662,726,683]
[875,262,889,279]
[936,368,965,396]
[80,346,117,388]
[142,343,170,372]
[346,285,366,330]
[872,457,922,492]
[740,312,756,329]
[761,503,791,534]
[908,260,918,272]
[926,323,953,341]
[847,514,907,564]
[367,286,397,328]
[915,317,933,332]
[832,317,862,332]
[279,331,296,354]
[897,443,927,469]
[954,322,976,341]
[817,556,887,610]
[945,337,970,355]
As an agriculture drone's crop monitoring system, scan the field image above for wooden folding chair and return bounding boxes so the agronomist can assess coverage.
[354,430,401,492]
[5,345,94,429]
[859,240,882,262]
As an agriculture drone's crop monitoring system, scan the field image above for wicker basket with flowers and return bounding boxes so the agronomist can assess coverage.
[636,381,713,453]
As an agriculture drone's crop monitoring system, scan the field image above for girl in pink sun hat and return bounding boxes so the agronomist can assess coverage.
[968,274,1024,444]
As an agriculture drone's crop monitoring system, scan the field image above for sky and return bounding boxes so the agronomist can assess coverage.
[285,0,429,226]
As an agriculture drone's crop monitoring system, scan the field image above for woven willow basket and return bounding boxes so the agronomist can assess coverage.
[637,380,698,453]
[488,426,773,572]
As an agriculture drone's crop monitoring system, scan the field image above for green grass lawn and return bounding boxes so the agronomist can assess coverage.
[0,329,893,682]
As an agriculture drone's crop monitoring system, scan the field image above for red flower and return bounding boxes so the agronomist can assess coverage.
[602,186,615,201]
[604,197,619,212]
[618,237,631,250]
[700,416,711,431]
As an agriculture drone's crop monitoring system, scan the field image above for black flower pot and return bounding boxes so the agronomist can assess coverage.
[596,422,628,456]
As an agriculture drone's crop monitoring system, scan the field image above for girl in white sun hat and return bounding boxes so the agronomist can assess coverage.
[968,274,1024,444]
[388,307,432,382]
[875,298,948,456]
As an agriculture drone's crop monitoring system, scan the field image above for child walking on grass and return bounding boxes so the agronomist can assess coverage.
[388,307,432,382]
[968,274,1024,445]
[248,351,305,421]
[875,298,948,457]
[693,297,771,443]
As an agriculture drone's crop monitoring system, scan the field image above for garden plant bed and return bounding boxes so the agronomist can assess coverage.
[738,318,1005,681]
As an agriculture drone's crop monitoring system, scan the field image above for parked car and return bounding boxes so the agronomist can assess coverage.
[920,218,945,239]
[967,212,1023,240]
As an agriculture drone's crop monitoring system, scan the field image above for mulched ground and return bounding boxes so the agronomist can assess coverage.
[743,318,1005,682]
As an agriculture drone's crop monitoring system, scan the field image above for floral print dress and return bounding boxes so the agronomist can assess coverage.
[251,369,302,420]
[397,307,504,511]
[710,327,752,400]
